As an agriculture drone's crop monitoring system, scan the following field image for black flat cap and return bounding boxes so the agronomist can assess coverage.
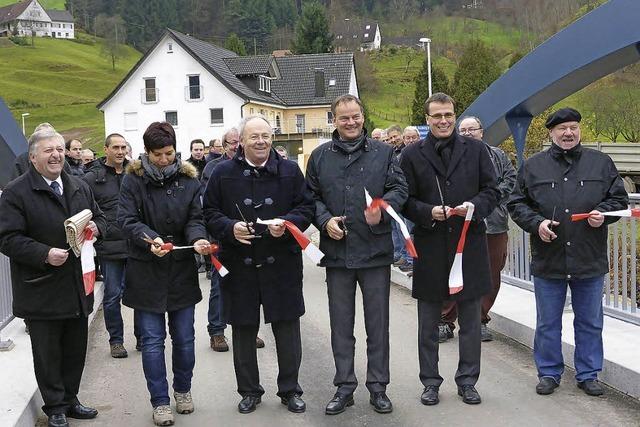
[545,108,582,129]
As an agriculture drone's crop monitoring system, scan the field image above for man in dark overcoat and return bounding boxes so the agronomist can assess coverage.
[305,95,408,415]
[508,108,628,397]
[399,93,498,406]
[0,128,106,427]
[203,115,314,415]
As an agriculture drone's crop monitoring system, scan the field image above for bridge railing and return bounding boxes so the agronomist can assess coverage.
[502,194,640,325]
[0,253,14,350]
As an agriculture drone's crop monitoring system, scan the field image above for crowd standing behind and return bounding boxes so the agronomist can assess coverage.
[0,93,628,427]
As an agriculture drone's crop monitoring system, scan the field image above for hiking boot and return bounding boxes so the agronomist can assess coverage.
[210,335,229,352]
[256,336,265,348]
[152,405,174,426]
[481,323,493,342]
[438,323,454,343]
[577,379,604,396]
[174,391,194,414]
[110,343,128,358]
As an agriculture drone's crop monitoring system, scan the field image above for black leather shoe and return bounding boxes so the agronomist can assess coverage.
[281,393,306,413]
[66,403,98,419]
[325,393,354,415]
[48,414,69,427]
[420,385,439,405]
[238,396,261,414]
[457,385,481,404]
[536,377,559,395]
[577,379,604,396]
[369,391,393,414]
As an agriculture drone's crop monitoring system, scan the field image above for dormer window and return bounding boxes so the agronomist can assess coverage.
[364,33,369,38]
[329,79,336,86]
[258,75,271,93]
[366,25,371,30]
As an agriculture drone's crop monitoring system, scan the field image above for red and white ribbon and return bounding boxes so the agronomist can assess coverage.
[257,218,325,264]
[80,229,96,296]
[364,189,418,258]
[571,208,640,222]
[448,202,475,295]
[210,253,229,277]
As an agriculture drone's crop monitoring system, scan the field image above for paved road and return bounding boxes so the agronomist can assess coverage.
[62,259,640,427]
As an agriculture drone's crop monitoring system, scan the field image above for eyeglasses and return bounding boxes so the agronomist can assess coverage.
[428,113,456,121]
[247,134,272,143]
[225,140,240,146]
[459,127,482,134]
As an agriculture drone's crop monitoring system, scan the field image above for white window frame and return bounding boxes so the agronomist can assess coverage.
[258,75,271,93]
[124,112,138,131]
[143,77,158,104]
[186,74,202,101]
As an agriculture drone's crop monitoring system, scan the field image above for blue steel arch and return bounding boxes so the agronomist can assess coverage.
[462,0,640,164]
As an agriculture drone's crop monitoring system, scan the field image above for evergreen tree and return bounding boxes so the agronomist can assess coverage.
[411,59,450,125]
[225,33,247,56]
[268,0,297,28]
[450,39,501,115]
[291,1,333,54]
[225,0,275,54]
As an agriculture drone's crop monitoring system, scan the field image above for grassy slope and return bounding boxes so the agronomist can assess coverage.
[0,0,65,8]
[0,32,141,152]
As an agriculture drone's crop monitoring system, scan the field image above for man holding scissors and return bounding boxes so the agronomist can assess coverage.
[508,108,628,397]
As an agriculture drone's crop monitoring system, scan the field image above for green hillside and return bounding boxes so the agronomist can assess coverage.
[0,0,65,8]
[0,32,141,152]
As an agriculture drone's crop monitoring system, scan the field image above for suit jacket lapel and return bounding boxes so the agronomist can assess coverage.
[418,140,446,177]
[446,137,467,178]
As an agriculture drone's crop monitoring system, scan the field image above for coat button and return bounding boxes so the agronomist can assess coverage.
[244,198,252,206]
[244,258,253,265]
[264,198,273,205]
[564,177,568,181]
[346,185,350,190]
[566,241,571,246]
[243,169,251,176]
[565,209,569,213]
[166,218,173,223]
[446,181,451,186]
[266,256,275,264]
[448,227,453,232]
[567,274,571,279]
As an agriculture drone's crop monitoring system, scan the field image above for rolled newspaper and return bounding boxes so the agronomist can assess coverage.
[64,209,93,257]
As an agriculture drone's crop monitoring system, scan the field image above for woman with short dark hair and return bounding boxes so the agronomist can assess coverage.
[118,121,211,426]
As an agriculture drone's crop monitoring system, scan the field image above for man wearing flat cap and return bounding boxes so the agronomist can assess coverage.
[508,107,628,397]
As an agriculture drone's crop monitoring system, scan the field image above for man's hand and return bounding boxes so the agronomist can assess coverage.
[364,206,382,225]
[86,221,99,237]
[233,221,255,245]
[452,204,468,217]
[150,237,170,257]
[268,223,286,238]
[538,219,559,243]
[587,210,605,228]
[431,205,452,222]
[47,248,68,266]
[325,217,345,240]
[193,239,212,255]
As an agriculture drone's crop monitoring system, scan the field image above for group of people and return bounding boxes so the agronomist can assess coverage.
[0,91,627,427]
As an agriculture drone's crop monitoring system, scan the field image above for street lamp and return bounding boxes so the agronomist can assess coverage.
[21,112,30,135]
[419,37,432,97]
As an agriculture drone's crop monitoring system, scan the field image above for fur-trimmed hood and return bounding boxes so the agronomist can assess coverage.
[126,159,198,179]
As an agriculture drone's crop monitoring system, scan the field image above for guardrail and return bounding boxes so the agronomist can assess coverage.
[0,252,14,350]
[503,194,640,325]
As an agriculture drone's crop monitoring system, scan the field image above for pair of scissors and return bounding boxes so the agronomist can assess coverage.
[141,232,162,248]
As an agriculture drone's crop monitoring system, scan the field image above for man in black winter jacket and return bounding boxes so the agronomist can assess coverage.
[83,133,138,359]
[306,95,407,416]
[508,108,628,397]
[65,139,86,177]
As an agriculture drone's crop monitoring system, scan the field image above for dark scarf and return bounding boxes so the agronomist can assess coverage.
[549,142,582,165]
[333,131,366,154]
[141,153,181,184]
[427,131,457,169]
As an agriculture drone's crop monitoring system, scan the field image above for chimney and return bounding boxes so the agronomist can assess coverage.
[314,69,325,97]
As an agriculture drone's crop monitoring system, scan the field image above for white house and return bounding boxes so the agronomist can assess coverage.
[0,0,74,39]
[98,29,359,165]
[334,22,381,52]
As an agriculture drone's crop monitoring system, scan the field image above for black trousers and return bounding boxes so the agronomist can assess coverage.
[326,266,390,395]
[26,316,89,416]
[418,297,481,387]
[232,318,302,398]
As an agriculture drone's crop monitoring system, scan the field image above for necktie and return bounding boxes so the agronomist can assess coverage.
[50,181,62,196]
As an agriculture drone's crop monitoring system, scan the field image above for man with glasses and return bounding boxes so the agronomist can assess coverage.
[439,116,516,343]
[508,108,627,397]
[306,94,407,416]
[399,93,498,406]
[206,138,224,162]
[203,115,314,414]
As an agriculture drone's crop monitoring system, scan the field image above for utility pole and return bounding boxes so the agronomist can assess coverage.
[254,37,257,55]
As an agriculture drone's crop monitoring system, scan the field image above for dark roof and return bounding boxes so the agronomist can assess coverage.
[98,29,356,109]
[224,55,272,76]
[270,53,353,106]
[46,9,73,22]
[334,22,378,43]
[0,1,31,25]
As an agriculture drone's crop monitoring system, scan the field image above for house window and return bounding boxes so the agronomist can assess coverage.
[329,79,336,86]
[250,108,254,114]
[258,75,271,93]
[366,25,371,30]
[187,75,201,100]
[275,115,281,129]
[124,112,138,131]
[295,114,305,133]
[167,42,173,53]
[210,108,223,125]
[144,78,157,103]
[327,111,333,124]
[165,111,178,127]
